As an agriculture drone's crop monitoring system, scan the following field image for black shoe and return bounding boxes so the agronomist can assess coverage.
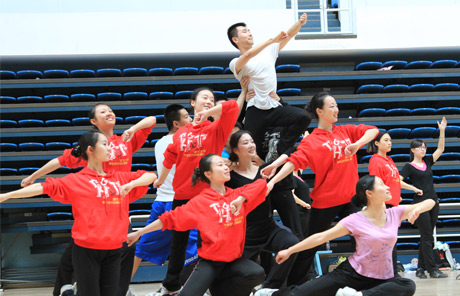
[416,268,427,279]
[430,269,448,278]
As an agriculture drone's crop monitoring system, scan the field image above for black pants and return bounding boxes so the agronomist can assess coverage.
[163,199,190,292]
[416,200,440,272]
[53,238,136,296]
[274,260,415,296]
[270,189,303,239]
[179,257,265,296]
[244,105,311,157]
[245,226,299,289]
[296,202,358,275]
[72,244,121,296]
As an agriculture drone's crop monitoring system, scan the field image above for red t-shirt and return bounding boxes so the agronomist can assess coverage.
[369,154,401,206]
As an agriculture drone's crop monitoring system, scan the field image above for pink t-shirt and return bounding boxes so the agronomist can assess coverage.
[339,206,405,279]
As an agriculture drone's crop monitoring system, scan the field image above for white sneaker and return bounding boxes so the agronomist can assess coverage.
[254,288,278,296]
[60,284,75,296]
[146,285,181,296]
[336,286,358,296]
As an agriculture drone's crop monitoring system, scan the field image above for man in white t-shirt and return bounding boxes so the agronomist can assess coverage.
[131,104,199,292]
[227,14,311,162]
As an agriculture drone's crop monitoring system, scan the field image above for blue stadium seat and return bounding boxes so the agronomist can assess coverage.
[44,94,70,103]
[72,117,91,126]
[440,198,460,203]
[436,107,460,115]
[70,69,96,78]
[19,142,45,151]
[151,139,160,146]
[96,68,122,77]
[125,92,148,101]
[355,61,382,71]
[408,127,436,139]
[0,168,18,176]
[0,120,18,128]
[356,84,384,94]
[148,68,173,76]
[129,209,151,215]
[71,94,96,102]
[150,92,174,100]
[0,143,18,152]
[125,116,146,124]
[97,92,122,101]
[55,167,72,174]
[429,60,457,69]
[131,164,151,171]
[174,67,199,75]
[226,89,242,98]
[432,175,441,184]
[45,119,71,127]
[389,154,410,162]
[213,91,225,97]
[154,115,164,123]
[357,108,386,117]
[224,67,233,74]
[405,60,432,69]
[18,119,44,128]
[396,242,419,250]
[175,90,193,100]
[1,96,16,104]
[199,66,224,75]
[115,117,124,124]
[441,220,460,227]
[435,126,460,138]
[433,83,459,91]
[439,152,460,161]
[410,108,436,116]
[360,155,372,164]
[0,70,16,79]
[385,108,410,117]
[439,175,460,183]
[17,96,43,103]
[387,128,411,139]
[18,168,39,175]
[408,84,434,92]
[142,140,150,148]
[47,212,73,221]
[277,88,301,96]
[46,142,71,150]
[122,68,147,77]
[44,69,70,78]
[382,60,407,69]
[383,84,409,93]
[17,70,43,79]
[276,64,301,73]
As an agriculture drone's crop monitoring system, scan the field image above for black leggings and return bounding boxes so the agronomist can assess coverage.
[274,260,415,296]
[72,244,121,296]
[179,257,265,296]
[416,200,440,272]
[244,105,311,157]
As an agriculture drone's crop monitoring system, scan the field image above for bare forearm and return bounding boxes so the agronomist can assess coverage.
[271,161,295,184]
[4,183,44,200]
[288,232,326,255]
[30,159,61,180]
[138,219,164,236]
[130,116,156,132]
[131,172,157,188]
[400,180,418,192]
[356,129,379,147]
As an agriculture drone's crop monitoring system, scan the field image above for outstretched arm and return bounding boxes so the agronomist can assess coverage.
[266,161,296,194]
[123,116,156,142]
[0,183,44,203]
[127,219,164,247]
[21,158,61,187]
[432,117,446,162]
[276,223,349,264]
[345,128,379,156]
[279,13,308,51]
[234,31,288,74]
[120,172,157,196]
[401,199,436,224]
[236,76,250,118]
[400,179,423,196]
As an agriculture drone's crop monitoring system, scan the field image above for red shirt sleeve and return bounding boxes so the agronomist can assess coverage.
[368,156,385,177]
[42,176,73,204]
[159,198,200,231]
[57,148,87,168]
[287,139,310,171]
[162,141,178,170]
[236,179,267,214]
[129,125,154,153]
[213,100,239,144]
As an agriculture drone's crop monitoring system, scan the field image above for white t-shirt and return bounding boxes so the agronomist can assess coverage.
[154,134,175,202]
[229,43,282,110]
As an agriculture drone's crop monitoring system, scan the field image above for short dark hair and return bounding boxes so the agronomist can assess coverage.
[227,22,246,49]
[164,104,186,131]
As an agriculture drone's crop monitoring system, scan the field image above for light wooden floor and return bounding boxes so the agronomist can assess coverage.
[1,270,459,296]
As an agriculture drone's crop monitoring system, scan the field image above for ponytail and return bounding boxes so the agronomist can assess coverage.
[191,154,217,186]
[70,130,102,161]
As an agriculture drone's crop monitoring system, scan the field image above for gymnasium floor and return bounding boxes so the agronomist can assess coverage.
[0,270,458,296]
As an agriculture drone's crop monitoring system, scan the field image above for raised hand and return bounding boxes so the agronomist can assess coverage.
[273,31,288,43]
[437,116,447,131]
[122,128,135,142]
[299,13,308,25]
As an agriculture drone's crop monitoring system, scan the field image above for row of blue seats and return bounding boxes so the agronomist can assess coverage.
[356,60,460,71]
[0,64,301,80]
[360,152,460,164]
[0,139,160,152]
[0,88,303,104]
[370,126,460,139]
[0,163,158,176]
[358,107,460,117]
[356,83,459,94]
[0,115,163,128]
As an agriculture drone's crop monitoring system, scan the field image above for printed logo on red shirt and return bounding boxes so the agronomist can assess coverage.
[385,164,399,178]
[89,178,122,199]
[322,138,352,159]
[109,142,128,160]
[179,132,207,152]
[209,202,235,224]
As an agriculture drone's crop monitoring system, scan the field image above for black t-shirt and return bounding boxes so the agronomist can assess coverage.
[400,155,437,201]
[225,168,277,241]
